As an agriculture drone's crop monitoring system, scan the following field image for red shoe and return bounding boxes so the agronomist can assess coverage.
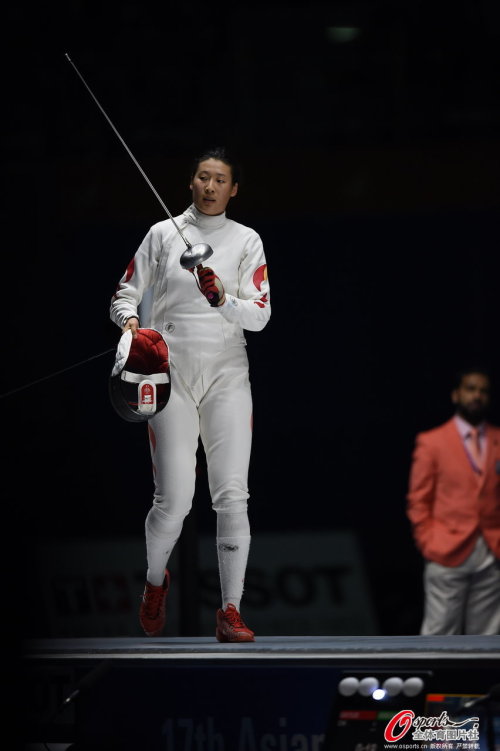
[139,570,170,637]
[216,603,255,643]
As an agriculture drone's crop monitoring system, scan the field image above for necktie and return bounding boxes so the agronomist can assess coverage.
[468,427,484,472]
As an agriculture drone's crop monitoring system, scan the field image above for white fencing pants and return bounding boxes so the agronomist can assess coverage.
[145,346,253,607]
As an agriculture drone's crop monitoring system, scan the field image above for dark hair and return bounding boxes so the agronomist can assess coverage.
[452,365,491,389]
[190,146,240,184]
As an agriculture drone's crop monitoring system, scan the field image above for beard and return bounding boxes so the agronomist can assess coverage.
[456,401,488,425]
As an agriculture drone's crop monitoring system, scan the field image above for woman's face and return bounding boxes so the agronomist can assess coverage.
[190,158,238,215]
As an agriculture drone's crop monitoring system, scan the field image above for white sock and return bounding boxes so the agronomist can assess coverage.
[216,510,251,611]
[145,506,184,586]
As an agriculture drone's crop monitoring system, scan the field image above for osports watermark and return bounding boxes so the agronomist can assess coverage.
[384,709,480,748]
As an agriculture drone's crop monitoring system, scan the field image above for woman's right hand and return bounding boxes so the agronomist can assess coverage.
[123,316,139,338]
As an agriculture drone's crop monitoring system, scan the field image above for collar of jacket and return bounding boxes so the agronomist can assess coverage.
[182,203,227,230]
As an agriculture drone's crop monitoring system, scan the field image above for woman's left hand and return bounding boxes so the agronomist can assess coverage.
[197,266,226,307]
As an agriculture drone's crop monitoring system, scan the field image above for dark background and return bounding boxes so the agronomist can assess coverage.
[4,0,500,637]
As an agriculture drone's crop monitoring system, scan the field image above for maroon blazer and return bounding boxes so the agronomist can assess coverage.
[407,418,500,566]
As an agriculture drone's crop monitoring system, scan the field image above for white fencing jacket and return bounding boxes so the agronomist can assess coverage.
[110,205,270,385]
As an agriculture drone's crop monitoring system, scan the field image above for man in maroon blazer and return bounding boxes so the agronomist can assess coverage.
[407,368,500,634]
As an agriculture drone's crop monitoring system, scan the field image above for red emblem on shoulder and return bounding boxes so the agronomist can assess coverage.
[253,264,267,291]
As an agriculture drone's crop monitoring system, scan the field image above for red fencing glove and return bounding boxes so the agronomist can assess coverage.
[197,266,226,307]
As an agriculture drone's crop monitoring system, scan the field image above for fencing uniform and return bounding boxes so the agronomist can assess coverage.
[110,203,270,608]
